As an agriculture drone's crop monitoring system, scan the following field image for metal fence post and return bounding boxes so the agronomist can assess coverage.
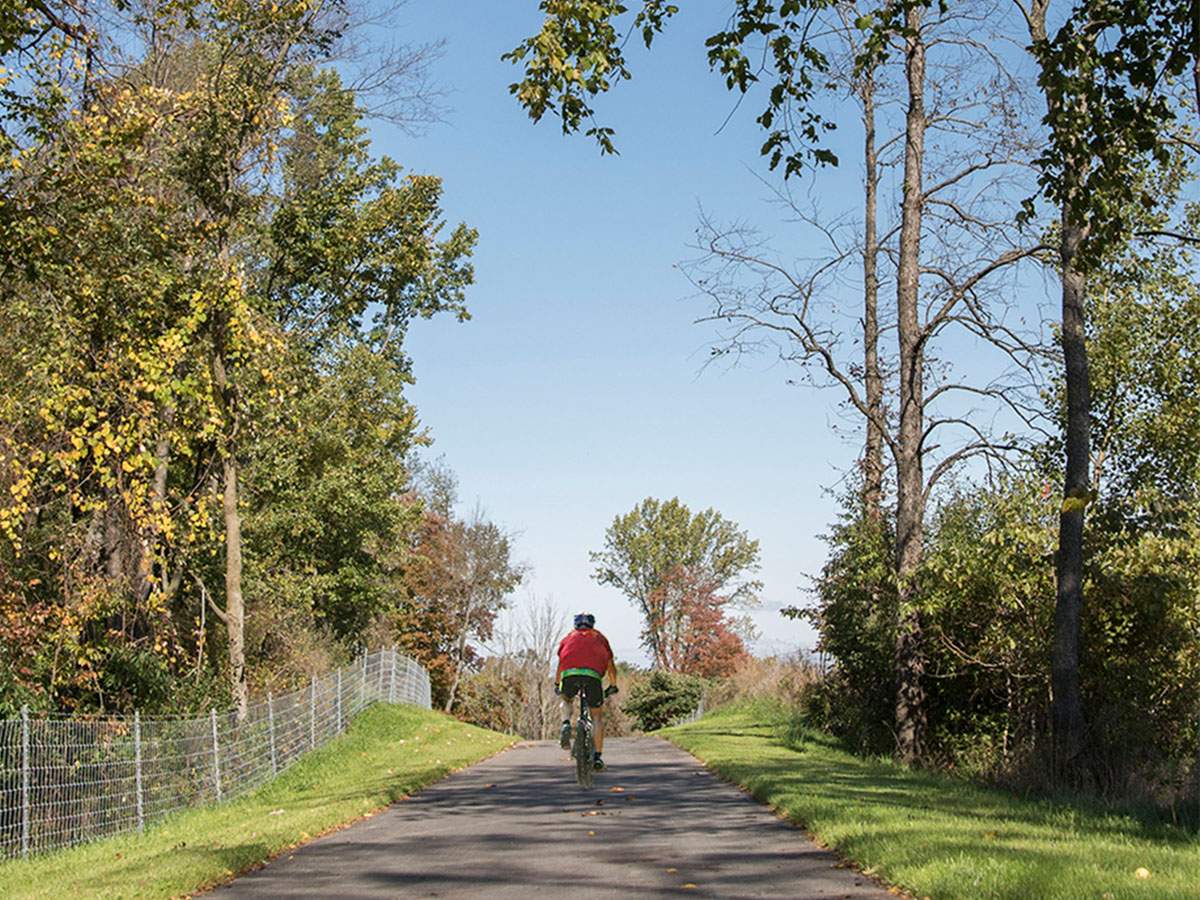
[268,693,277,777]
[337,668,343,731]
[389,648,397,703]
[21,705,30,860]
[211,709,222,802]
[310,676,317,750]
[360,652,367,708]
[134,711,144,834]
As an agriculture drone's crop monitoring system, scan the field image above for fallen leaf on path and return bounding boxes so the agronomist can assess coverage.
[609,787,624,792]
[666,868,677,873]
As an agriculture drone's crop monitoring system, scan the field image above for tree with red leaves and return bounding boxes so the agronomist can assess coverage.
[645,566,747,679]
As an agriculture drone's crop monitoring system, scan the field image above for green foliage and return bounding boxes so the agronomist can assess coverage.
[502,1,680,153]
[621,669,703,732]
[917,478,1058,775]
[809,464,1200,795]
[798,501,895,755]
[0,2,477,713]
[1028,0,1191,259]
[505,1,838,172]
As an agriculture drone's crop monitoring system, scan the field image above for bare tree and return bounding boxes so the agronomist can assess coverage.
[519,596,567,740]
[691,1,1047,764]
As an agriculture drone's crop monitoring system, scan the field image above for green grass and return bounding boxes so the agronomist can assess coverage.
[662,699,1200,900]
[0,703,514,900]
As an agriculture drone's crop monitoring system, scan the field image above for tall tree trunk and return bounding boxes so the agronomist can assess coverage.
[444,616,471,713]
[1052,215,1089,765]
[861,62,884,522]
[212,346,248,721]
[893,4,929,767]
[221,450,247,719]
[1024,0,1090,770]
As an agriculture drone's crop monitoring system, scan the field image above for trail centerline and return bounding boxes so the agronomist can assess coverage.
[204,735,897,899]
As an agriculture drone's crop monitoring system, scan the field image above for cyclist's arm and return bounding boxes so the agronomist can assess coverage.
[605,657,617,690]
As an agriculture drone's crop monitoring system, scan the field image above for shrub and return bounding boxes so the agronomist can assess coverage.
[622,670,704,732]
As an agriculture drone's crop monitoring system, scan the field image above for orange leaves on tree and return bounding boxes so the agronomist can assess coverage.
[644,566,748,678]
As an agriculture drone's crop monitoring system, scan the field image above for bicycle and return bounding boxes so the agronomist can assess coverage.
[572,684,618,789]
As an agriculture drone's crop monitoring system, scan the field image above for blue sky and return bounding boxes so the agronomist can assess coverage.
[376,2,876,665]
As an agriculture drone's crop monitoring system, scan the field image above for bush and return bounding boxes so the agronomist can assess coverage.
[622,670,704,732]
[452,670,526,734]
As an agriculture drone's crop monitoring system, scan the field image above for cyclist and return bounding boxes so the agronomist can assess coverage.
[556,611,618,772]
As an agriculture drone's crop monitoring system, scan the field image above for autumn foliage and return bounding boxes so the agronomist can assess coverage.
[644,566,747,678]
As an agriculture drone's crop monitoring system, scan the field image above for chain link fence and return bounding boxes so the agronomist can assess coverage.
[0,647,430,861]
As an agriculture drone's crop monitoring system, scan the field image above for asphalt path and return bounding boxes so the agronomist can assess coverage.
[206,736,898,899]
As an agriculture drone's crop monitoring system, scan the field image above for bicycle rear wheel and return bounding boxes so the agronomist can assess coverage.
[574,708,595,789]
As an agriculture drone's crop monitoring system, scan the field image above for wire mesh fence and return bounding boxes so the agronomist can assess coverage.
[670,699,707,728]
[0,647,430,861]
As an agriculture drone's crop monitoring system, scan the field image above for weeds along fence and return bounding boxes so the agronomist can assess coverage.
[0,647,430,861]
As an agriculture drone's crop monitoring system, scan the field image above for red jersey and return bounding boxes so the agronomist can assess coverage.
[557,627,614,677]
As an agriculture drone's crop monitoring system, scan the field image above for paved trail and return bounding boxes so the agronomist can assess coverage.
[206,736,897,899]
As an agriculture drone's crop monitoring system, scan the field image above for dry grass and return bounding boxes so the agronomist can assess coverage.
[705,654,823,707]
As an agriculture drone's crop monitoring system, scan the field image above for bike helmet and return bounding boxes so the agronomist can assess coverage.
[573,611,596,629]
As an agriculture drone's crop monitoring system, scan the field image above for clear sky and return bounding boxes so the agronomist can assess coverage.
[376,2,875,665]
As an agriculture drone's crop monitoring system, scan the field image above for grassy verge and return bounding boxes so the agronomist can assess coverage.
[0,703,514,900]
[662,699,1198,900]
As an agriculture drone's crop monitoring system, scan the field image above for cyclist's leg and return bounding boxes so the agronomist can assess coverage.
[560,679,579,748]
[584,677,606,756]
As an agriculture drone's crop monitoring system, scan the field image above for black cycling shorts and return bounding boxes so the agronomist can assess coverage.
[561,674,605,708]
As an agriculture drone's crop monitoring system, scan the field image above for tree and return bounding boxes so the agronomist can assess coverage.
[394,493,526,712]
[0,1,477,714]
[644,565,747,677]
[591,497,760,664]
[441,509,527,712]
[1015,0,1200,768]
